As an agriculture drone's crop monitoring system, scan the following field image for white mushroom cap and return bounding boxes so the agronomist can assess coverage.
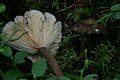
[2,10,62,61]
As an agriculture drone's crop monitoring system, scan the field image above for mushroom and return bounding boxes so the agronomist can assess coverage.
[2,10,63,78]
[72,18,107,66]
[73,18,107,35]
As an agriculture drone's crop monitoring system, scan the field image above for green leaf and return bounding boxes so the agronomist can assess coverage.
[3,70,23,80]
[113,78,119,80]
[83,74,98,80]
[46,77,57,80]
[58,76,70,80]
[94,12,113,24]
[114,11,120,19]
[113,74,120,80]
[14,51,28,64]
[66,12,73,20]
[0,22,4,25]
[52,0,59,10]
[2,46,12,57]
[0,70,4,77]
[18,79,28,80]
[32,58,47,77]
[65,73,80,80]
[111,4,120,11]
[0,32,7,40]
[0,48,5,53]
[0,4,6,13]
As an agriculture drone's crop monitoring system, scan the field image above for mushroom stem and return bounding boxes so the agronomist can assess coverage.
[38,47,63,78]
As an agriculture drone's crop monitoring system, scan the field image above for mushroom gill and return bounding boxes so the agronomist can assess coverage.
[2,10,63,77]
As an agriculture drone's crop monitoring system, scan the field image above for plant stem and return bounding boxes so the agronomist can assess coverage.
[1,13,9,20]
[33,75,37,80]
[80,49,88,80]
[11,56,17,70]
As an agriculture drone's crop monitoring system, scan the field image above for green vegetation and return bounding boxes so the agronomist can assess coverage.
[0,0,120,80]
